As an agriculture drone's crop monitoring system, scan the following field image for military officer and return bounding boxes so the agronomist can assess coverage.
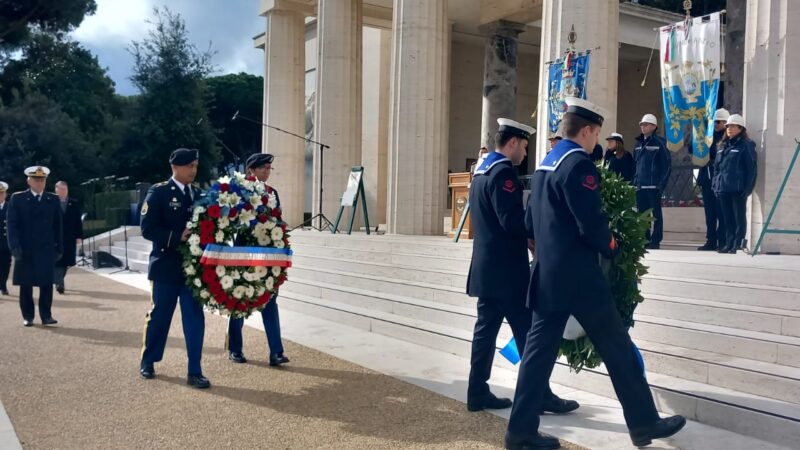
[0,181,11,295]
[466,118,578,415]
[504,98,685,450]
[6,167,63,326]
[139,148,210,389]
[226,153,290,367]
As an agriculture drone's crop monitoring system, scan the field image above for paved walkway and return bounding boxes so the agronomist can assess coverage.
[0,269,581,449]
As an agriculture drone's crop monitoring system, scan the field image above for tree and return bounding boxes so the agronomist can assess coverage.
[204,73,263,166]
[0,0,97,51]
[123,7,220,183]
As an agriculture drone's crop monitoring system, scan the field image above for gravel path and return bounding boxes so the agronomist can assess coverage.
[0,269,584,449]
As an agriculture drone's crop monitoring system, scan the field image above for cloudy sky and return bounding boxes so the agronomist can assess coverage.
[71,0,265,95]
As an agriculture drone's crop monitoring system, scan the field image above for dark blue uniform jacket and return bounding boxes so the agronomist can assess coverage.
[697,130,724,189]
[525,139,615,311]
[633,133,671,191]
[140,179,199,284]
[712,135,758,195]
[7,190,63,286]
[466,153,529,300]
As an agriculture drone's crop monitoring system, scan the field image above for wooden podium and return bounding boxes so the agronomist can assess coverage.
[448,172,473,239]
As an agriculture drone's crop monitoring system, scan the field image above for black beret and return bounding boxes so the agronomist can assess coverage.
[169,148,199,166]
[245,153,274,169]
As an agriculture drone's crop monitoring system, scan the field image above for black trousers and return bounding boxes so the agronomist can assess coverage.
[468,296,554,401]
[19,285,54,321]
[701,184,725,246]
[636,189,663,244]
[53,265,69,289]
[507,295,659,435]
[718,192,747,248]
[0,250,10,291]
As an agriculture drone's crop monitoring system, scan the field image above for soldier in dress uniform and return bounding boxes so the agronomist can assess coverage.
[226,153,290,367]
[0,181,11,296]
[139,148,210,389]
[53,181,84,294]
[466,118,578,415]
[504,98,685,450]
[6,167,63,327]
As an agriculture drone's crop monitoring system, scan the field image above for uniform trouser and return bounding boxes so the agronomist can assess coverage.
[0,250,10,291]
[227,294,284,356]
[468,296,554,402]
[701,184,725,246]
[718,192,747,249]
[507,295,659,436]
[141,281,205,375]
[636,189,663,244]
[53,266,68,289]
[19,285,53,321]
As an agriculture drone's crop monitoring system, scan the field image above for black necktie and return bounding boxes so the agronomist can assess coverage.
[35,194,41,202]
[183,186,192,202]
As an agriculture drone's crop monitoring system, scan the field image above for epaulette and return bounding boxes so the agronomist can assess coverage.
[153,181,169,187]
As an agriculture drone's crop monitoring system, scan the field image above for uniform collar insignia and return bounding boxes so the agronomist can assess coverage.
[537,139,586,172]
[473,151,510,176]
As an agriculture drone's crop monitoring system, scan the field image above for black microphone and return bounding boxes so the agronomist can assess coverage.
[231,110,239,121]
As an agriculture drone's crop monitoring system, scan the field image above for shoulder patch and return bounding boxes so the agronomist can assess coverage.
[581,174,598,191]
[502,179,517,193]
[140,202,149,215]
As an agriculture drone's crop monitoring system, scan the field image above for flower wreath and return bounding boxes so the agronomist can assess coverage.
[181,173,291,319]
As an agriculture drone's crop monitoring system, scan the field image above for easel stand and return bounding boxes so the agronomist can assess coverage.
[332,166,370,235]
[751,140,800,256]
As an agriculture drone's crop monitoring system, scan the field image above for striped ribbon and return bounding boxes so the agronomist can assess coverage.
[200,244,293,267]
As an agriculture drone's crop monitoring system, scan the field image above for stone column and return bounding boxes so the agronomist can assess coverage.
[480,20,527,150]
[534,0,619,163]
[260,2,307,227]
[313,0,363,222]
[386,0,451,235]
[743,0,800,254]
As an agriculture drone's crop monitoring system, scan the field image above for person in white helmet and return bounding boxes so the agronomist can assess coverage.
[697,108,730,250]
[633,114,671,250]
[712,114,757,254]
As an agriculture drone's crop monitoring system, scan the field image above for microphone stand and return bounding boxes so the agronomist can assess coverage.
[110,209,138,274]
[233,112,333,231]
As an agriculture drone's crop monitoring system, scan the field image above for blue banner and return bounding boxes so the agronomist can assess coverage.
[548,52,591,133]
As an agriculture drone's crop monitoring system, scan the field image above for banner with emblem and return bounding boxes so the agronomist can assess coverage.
[659,13,722,165]
[547,52,591,133]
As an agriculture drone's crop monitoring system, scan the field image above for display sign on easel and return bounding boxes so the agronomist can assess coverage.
[332,166,370,235]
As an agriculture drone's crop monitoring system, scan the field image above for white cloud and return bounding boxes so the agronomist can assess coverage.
[72,0,154,46]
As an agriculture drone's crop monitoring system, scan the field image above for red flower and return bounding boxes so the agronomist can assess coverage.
[246,176,256,182]
[202,269,216,283]
[228,208,238,218]
[219,183,230,192]
[200,220,215,233]
[207,205,221,219]
[243,202,253,211]
[271,207,282,218]
[280,223,287,231]
[261,196,270,206]
[258,214,268,223]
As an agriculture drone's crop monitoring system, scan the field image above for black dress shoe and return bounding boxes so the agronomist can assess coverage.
[697,242,717,251]
[541,396,580,414]
[629,415,687,447]
[1,289,9,295]
[187,374,211,389]
[504,432,560,450]
[645,243,660,250]
[467,393,513,412]
[229,352,247,364]
[140,363,155,379]
[23,319,33,327]
[717,245,731,253]
[56,285,65,294]
[41,318,58,326]
[269,354,290,367]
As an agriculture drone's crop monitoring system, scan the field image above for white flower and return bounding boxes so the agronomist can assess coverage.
[268,193,278,209]
[254,266,268,279]
[246,286,254,298]
[215,230,225,243]
[215,265,226,277]
[193,278,202,287]
[200,290,210,299]
[232,285,246,299]
[185,265,196,276]
[194,206,206,215]
[186,221,195,229]
[190,245,202,256]
[255,182,265,194]
[242,180,255,192]
[238,210,255,223]
[220,275,234,290]
[256,286,266,296]
[188,234,200,246]
[275,240,285,249]
[265,219,276,230]
[218,217,230,229]
[271,266,282,277]
[257,235,271,246]
[265,276,275,291]
[250,194,261,208]
[218,175,231,184]
[271,227,283,241]
[231,270,241,280]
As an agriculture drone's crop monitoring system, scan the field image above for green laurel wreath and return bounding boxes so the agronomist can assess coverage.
[558,165,653,372]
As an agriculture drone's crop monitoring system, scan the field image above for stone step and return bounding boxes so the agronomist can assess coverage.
[644,255,800,289]
[641,275,800,311]
[276,289,800,448]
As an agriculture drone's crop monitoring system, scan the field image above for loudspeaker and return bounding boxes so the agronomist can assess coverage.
[92,251,122,269]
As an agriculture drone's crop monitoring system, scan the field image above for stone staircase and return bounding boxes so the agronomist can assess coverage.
[102,230,800,447]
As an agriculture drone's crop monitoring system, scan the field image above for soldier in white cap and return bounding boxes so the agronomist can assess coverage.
[0,181,10,295]
[633,113,671,249]
[466,118,578,416]
[6,166,63,326]
[505,98,685,449]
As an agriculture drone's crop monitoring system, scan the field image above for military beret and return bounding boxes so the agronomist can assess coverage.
[169,148,199,166]
[25,166,50,178]
[0,181,8,192]
[246,153,274,169]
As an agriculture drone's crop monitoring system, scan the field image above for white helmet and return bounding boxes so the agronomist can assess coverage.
[726,114,746,128]
[639,114,658,126]
[713,108,730,122]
